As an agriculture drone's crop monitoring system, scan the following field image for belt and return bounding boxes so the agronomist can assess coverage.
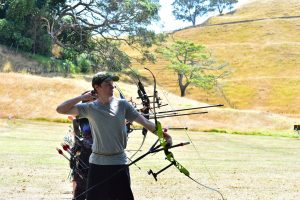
[92,151,124,156]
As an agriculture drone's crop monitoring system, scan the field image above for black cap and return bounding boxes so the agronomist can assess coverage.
[92,72,119,88]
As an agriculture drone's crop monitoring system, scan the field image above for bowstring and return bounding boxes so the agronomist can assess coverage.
[116,68,150,161]
[160,88,224,197]
[115,83,143,162]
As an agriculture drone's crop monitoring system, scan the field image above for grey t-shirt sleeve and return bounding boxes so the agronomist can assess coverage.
[123,100,140,121]
[75,103,89,119]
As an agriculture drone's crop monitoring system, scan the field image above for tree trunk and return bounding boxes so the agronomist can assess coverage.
[178,73,190,97]
[32,16,37,54]
[218,5,223,15]
[192,15,196,26]
[180,86,186,97]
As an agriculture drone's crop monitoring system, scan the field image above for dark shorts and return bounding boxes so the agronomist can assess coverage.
[74,175,88,200]
[73,148,91,200]
[86,164,134,200]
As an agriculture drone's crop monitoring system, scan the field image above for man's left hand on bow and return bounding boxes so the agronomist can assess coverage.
[163,131,172,147]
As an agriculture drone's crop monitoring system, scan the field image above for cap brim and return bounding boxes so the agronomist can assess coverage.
[105,75,119,82]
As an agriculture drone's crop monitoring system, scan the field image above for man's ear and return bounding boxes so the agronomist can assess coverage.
[93,85,98,90]
[93,85,101,93]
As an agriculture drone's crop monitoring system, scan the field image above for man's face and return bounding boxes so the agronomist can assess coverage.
[95,80,114,97]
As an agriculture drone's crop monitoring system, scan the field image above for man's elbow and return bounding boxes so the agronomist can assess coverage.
[57,105,78,115]
[56,106,62,114]
[56,105,66,114]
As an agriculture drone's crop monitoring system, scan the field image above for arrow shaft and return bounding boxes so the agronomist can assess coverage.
[149,111,208,119]
[155,104,223,114]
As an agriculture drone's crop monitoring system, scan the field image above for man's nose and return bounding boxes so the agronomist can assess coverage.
[109,83,114,88]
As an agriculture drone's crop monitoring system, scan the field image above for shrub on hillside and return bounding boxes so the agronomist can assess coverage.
[77,54,91,73]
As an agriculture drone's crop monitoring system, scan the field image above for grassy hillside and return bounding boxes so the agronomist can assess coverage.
[1,0,299,115]
[1,0,300,134]
[0,72,298,136]
[131,0,300,115]
[0,45,48,73]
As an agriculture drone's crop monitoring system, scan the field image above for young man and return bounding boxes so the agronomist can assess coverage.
[56,72,172,200]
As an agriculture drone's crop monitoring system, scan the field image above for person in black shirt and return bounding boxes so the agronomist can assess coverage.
[71,92,95,200]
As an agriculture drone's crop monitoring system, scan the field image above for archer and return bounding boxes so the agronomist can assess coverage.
[56,72,172,200]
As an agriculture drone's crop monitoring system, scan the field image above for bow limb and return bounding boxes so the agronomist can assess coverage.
[145,67,189,174]
[125,66,151,160]
[156,120,190,176]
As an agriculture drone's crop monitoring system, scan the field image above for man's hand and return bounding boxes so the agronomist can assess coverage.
[133,115,173,147]
[163,131,173,147]
[82,91,97,102]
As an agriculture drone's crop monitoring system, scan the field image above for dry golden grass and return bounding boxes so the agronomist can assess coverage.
[207,0,300,24]
[0,72,298,134]
[0,73,91,120]
[0,45,41,72]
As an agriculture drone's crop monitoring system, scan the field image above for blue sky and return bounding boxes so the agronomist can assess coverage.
[151,0,252,33]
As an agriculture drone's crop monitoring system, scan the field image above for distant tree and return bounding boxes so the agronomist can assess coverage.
[172,0,212,26]
[210,0,238,15]
[158,40,228,97]
[42,0,165,71]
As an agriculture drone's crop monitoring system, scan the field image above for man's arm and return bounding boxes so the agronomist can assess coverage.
[56,92,95,115]
[56,96,82,116]
[133,115,172,145]
[133,115,156,132]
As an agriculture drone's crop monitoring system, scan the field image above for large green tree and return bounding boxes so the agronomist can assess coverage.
[158,40,228,97]
[43,0,164,71]
[210,0,238,14]
[0,0,51,55]
[172,0,212,26]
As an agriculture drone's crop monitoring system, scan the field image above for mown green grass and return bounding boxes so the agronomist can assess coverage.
[1,119,300,199]
[0,119,71,199]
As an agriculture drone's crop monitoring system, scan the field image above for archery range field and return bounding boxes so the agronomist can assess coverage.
[1,119,299,200]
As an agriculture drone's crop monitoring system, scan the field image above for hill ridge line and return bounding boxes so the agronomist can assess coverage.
[173,15,300,33]
[204,15,300,27]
